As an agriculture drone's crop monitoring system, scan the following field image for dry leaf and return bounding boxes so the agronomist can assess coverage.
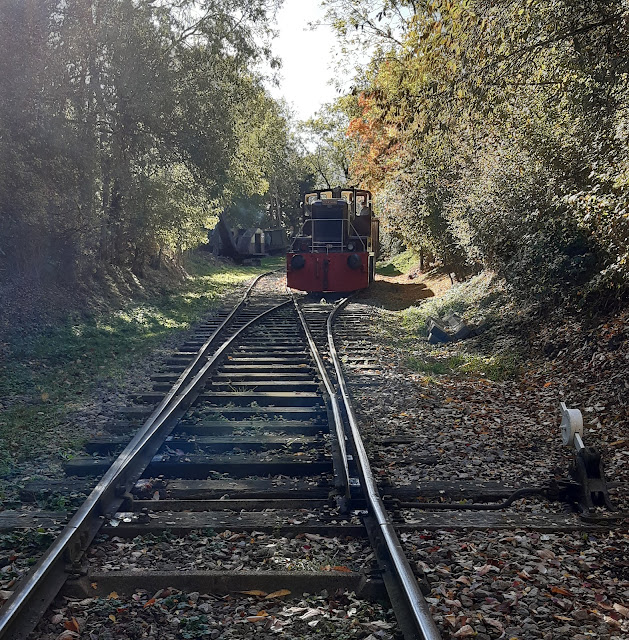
[484,617,504,631]
[108,614,116,623]
[246,615,268,623]
[63,618,80,633]
[143,597,156,608]
[240,590,267,597]
[265,589,291,599]
[550,586,574,597]
[603,615,621,628]
[445,614,457,627]
[453,625,476,637]
[55,632,79,640]
[613,603,629,618]
[299,608,322,620]
[107,591,119,600]
[331,565,352,572]
[91,582,97,590]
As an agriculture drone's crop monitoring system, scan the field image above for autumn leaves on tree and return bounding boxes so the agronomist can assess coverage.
[323,0,628,306]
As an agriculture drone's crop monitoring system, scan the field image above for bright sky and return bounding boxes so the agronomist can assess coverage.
[268,0,340,121]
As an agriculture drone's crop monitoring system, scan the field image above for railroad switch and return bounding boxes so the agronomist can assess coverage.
[559,402,613,512]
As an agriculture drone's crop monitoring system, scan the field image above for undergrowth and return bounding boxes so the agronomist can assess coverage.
[0,256,281,474]
[376,249,419,277]
[405,351,520,381]
[378,268,521,381]
[400,272,499,334]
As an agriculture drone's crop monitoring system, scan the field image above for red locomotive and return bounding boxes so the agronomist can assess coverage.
[286,187,379,293]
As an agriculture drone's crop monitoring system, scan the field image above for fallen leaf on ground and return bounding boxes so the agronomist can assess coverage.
[550,586,574,597]
[484,617,504,631]
[246,614,269,622]
[63,618,80,633]
[265,589,291,599]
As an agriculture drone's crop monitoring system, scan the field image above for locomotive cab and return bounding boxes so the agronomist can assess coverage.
[287,187,378,293]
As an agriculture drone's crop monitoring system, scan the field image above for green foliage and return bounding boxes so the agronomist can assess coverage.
[0,528,57,553]
[300,100,358,190]
[223,90,311,231]
[0,0,293,284]
[376,249,419,276]
[406,352,520,382]
[0,257,276,473]
[323,0,629,307]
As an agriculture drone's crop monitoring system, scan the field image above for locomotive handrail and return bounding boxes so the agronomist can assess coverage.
[327,300,442,640]
[0,273,288,640]
[290,217,369,254]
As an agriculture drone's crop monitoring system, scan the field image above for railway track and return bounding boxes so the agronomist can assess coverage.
[333,300,629,639]
[0,273,439,640]
[2,273,626,639]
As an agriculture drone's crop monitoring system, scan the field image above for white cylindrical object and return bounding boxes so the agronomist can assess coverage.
[560,403,584,448]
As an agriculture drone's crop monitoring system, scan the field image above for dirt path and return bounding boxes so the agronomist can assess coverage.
[363,269,452,311]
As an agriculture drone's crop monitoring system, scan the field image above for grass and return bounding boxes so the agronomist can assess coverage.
[405,351,520,381]
[376,249,419,277]
[400,272,498,334]
[0,255,282,474]
[376,270,521,382]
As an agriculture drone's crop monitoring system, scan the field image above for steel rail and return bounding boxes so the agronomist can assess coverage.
[292,296,351,507]
[0,275,288,640]
[327,300,442,640]
[148,273,269,416]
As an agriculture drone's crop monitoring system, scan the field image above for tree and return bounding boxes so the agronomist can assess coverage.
[0,0,287,283]
[301,100,357,189]
[321,0,629,301]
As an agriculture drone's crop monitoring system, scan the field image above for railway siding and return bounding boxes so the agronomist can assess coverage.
[335,298,629,639]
